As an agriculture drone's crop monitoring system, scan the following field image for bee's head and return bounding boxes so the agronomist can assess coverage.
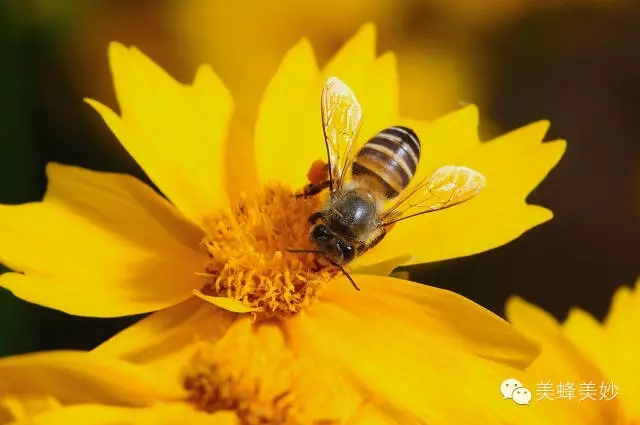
[309,224,356,265]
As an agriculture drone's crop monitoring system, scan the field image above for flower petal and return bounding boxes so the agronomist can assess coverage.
[0,351,186,409]
[344,401,421,425]
[505,297,606,378]
[287,276,539,424]
[193,290,259,313]
[356,52,399,142]
[255,24,400,192]
[0,395,62,424]
[87,42,234,227]
[0,164,205,317]
[360,116,566,265]
[402,105,481,182]
[254,38,324,189]
[223,116,259,202]
[94,298,235,383]
[5,403,239,425]
[322,275,540,368]
[563,308,609,371]
[565,284,640,419]
[505,297,626,425]
[322,23,376,94]
[351,254,413,277]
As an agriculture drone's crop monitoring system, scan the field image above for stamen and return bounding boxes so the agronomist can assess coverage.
[198,184,340,319]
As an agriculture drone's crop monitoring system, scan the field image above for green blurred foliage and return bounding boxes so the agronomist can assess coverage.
[0,1,45,356]
[0,1,143,357]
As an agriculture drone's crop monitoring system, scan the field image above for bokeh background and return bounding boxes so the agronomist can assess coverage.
[0,0,638,357]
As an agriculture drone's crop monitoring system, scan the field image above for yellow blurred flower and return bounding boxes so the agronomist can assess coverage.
[173,0,593,123]
[174,0,395,121]
[505,279,640,424]
[0,350,235,424]
[174,0,620,124]
[0,24,566,423]
[564,278,640,421]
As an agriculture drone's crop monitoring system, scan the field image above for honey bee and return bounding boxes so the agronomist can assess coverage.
[290,77,486,290]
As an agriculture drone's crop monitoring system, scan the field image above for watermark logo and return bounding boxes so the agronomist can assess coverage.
[512,387,533,405]
[500,378,532,405]
[501,378,620,405]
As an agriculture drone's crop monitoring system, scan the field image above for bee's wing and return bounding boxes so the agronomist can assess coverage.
[321,77,363,191]
[380,166,486,225]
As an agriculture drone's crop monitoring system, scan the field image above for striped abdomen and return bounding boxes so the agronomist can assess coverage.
[351,126,421,199]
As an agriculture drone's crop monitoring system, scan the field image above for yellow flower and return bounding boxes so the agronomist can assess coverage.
[175,0,482,122]
[0,24,565,423]
[0,352,244,424]
[564,278,640,422]
[174,0,579,121]
[505,279,640,424]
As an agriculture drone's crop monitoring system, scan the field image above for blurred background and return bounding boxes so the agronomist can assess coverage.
[0,0,638,356]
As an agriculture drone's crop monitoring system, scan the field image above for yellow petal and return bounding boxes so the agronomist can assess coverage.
[565,285,640,419]
[287,276,540,424]
[0,164,205,317]
[87,42,233,228]
[402,105,481,182]
[344,401,420,425]
[563,307,609,372]
[505,296,562,337]
[0,351,185,408]
[193,290,258,313]
[321,23,376,111]
[0,395,61,424]
[389,270,410,280]
[6,403,239,425]
[505,297,626,425]
[255,24,401,193]
[321,275,540,368]
[603,283,640,419]
[360,117,566,265]
[351,254,413,277]
[254,38,324,189]
[223,115,259,202]
[94,298,235,383]
[354,52,400,144]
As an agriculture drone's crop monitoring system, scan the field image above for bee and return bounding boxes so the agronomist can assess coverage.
[290,77,486,290]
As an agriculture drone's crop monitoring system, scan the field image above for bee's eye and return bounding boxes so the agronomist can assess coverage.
[312,225,329,239]
[340,243,355,262]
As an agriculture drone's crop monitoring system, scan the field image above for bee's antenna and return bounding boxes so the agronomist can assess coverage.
[287,248,360,291]
[326,260,360,291]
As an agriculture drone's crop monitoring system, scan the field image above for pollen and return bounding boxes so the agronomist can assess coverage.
[198,184,339,319]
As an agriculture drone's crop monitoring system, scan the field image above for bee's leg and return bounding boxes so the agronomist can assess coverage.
[308,211,324,224]
[296,180,332,199]
[296,159,331,198]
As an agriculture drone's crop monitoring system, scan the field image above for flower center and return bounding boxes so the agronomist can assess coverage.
[183,318,338,425]
[198,184,339,319]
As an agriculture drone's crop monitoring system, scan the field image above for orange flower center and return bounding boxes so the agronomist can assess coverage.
[198,184,339,319]
[183,318,339,425]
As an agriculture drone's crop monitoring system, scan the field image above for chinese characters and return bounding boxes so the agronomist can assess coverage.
[535,380,619,401]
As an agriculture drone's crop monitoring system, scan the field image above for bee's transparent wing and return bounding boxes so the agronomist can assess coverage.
[380,166,487,225]
[321,77,363,191]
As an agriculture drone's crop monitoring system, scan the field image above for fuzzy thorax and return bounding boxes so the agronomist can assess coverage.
[198,184,339,319]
